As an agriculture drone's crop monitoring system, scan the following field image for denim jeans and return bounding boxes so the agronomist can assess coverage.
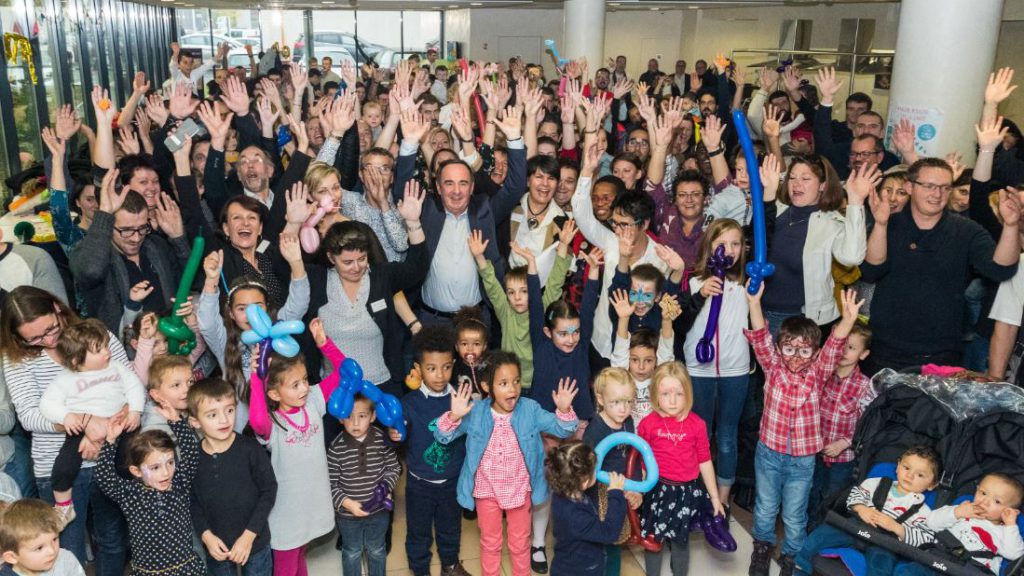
[405,475,462,575]
[5,422,36,498]
[206,543,273,576]
[806,458,856,531]
[753,441,816,556]
[337,512,389,576]
[691,374,750,485]
[37,466,128,575]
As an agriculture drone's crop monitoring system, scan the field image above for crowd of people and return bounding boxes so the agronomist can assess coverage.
[0,39,1023,576]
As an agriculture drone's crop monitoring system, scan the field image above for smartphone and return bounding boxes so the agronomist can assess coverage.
[164,118,208,153]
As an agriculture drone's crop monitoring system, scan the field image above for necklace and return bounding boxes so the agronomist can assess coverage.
[660,414,687,446]
[526,199,549,230]
[276,406,311,433]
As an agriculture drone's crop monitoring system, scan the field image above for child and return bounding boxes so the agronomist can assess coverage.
[920,473,1024,576]
[363,101,384,141]
[582,367,643,576]
[393,327,470,576]
[198,243,310,432]
[607,225,685,334]
[638,361,726,576]
[130,304,209,387]
[451,308,489,399]
[327,394,401,576]
[39,318,146,527]
[468,218,574,392]
[141,355,194,439]
[0,500,84,576]
[546,442,628,576]
[609,292,679,422]
[796,445,941,575]
[95,404,205,575]
[519,241,600,572]
[433,351,579,576]
[248,317,342,576]
[683,218,750,512]
[745,286,864,576]
[807,322,875,530]
[188,378,277,576]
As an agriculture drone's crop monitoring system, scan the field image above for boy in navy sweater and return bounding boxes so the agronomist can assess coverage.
[389,327,470,576]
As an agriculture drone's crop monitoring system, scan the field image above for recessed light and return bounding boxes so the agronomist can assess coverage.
[322,1,334,3]
[650,6,659,9]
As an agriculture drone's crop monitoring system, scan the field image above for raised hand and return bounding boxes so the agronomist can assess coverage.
[132,71,150,96]
[285,182,312,225]
[91,85,117,126]
[782,65,802,94]
[451,105,473,143]
[398,180,425,224]
[450,382,474,421]
[617,225,637,259]
[310,317,327,348]
[55,104,82,140]
[986,67,1017,105]
[945,152,965,182]
[154,192,185,238]
[98,168,128,214]
[610,288,636,319]
[758,66,779,90]
[145,93,169,127]
[196,101,232,150]
[869,185,892,227]
[581,246,605,269]
[558,218,578,252]
[494,106,522,140]
[169,82,199,120]
[976,115,1009,150]
[611,77,634,100]
[891,118,916,157]
[41,127,66,159]
[760,153,783,201]
[998,186,1022,228]
[203,249,224,285]
[400,108,428,143]
[689,72,702,93]
[762,103,784,139]
[118,127,141,156]
[509,241,537,266]
[816,67,844,106]
[654,243,685,272]
[844,162,882,206]
[130,281,155,304]
[552,378,578,413]
[221,75,252,117]
[702,114,726,151]
[467,229,489,258]
[839,288,865,323]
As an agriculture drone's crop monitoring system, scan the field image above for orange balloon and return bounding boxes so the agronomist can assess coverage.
[98,99,111,111]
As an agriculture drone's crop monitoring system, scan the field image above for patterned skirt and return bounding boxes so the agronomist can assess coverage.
[639,479,710,543]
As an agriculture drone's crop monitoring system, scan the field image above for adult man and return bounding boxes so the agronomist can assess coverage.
[170,41,227,95]
[861,158,1022,374]
[392,108,526,325]
[321,56,343,85]
[848,135,886,175]
[814,67,898,179]
[638,58,660,91]
[70,175,189,334]
[425,47,442,74]
[610,55,629,85]
[694,59,716,89]
[430,65,449,104]
[671,60,690,96]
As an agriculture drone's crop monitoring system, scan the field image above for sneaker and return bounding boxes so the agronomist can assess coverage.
[462,508,477,520]
[530,546,548,574]
[441,562,472,576]
[748,540,772,576]
[54,504,76,531]
[778,554,796,576]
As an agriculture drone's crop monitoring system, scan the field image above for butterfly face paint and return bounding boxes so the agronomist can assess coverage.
[135,451,177,491]
[547,319,582,354]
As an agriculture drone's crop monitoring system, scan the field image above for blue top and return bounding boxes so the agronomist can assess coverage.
[763,204,817,313]
[433,396,577,509]
[550,488,627,576]
[607,267,680,334]
[401,387,466,482]
[528,273,598,419]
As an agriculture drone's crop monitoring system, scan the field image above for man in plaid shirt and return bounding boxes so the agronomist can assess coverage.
[743,284,864,576]
[807,322,876,531]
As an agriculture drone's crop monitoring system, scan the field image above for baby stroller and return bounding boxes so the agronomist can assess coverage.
[812,371,1024,576]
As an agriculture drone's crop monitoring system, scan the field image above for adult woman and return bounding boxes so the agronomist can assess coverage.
[301,183,428,398]
[761,155,876,336]
[0,286,128,574]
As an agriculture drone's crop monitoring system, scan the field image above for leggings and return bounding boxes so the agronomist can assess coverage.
[273,546,307,576]
[644,540,690,576]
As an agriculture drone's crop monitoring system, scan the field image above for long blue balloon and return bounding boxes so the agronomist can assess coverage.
[732,109,776,294]
[594,432,659,493]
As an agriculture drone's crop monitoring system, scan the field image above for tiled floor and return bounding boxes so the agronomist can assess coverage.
[307,474,782,575]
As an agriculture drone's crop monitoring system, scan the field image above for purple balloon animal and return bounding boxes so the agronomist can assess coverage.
[694,244,734,364]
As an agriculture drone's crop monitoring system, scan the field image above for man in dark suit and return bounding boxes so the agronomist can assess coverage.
[391,106,527,326]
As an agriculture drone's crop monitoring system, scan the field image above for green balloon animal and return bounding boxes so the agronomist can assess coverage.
[158,236,205,355]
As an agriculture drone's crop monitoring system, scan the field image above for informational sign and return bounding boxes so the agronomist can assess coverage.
[885,104,945,158]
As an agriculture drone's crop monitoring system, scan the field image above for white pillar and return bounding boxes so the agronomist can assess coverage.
[886,0,1004,163]
[562,0,605,75]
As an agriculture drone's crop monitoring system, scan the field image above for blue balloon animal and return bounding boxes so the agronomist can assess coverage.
[594,432,659,493]
[732,109,776,294]
[543,39,569,67]
[240,304,305,379]
[327,358,407,441]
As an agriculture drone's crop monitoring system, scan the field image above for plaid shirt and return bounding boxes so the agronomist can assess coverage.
[744,326,846,457]
[820,365,875,464]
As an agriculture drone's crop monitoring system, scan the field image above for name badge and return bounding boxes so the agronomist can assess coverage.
[510,212,525,223]
[370,299,388,313]
[256,239,270,254]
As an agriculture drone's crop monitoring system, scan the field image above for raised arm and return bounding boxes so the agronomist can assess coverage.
[983,67,1017,128]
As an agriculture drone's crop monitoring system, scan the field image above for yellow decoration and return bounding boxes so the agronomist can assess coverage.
[3,32,37,85]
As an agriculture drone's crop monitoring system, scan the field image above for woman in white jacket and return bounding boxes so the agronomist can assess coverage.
[760,155,877,337]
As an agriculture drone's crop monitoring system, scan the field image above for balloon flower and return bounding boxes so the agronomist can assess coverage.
[159,237,205,355]
[732,108,775,294]
[694,244,734,364]
[300,195,333,254]
[327,357,407,441]
[240,304,305,380]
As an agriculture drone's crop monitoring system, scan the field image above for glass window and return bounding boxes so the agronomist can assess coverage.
[35,0,63,121]
[1,0,44,166]
[259,9,304,65]
[61,0,88,120]
[402,11,440,61]
[355,11,401,68]
[310,9,356,78]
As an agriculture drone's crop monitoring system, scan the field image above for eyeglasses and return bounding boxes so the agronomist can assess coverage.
[627,138,650,147]
[114,224,152,239]
[677,192,704,200]
[609,219,639,230]
[362,164,394,174]
[912,180,953,194]
[849,150,881,159]
[237,156,266,168]
[780,345,815,359]
[22,321,61,345]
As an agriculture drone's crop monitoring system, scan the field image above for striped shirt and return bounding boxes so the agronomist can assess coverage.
[4,332,132,477]
[327,426,401,518]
